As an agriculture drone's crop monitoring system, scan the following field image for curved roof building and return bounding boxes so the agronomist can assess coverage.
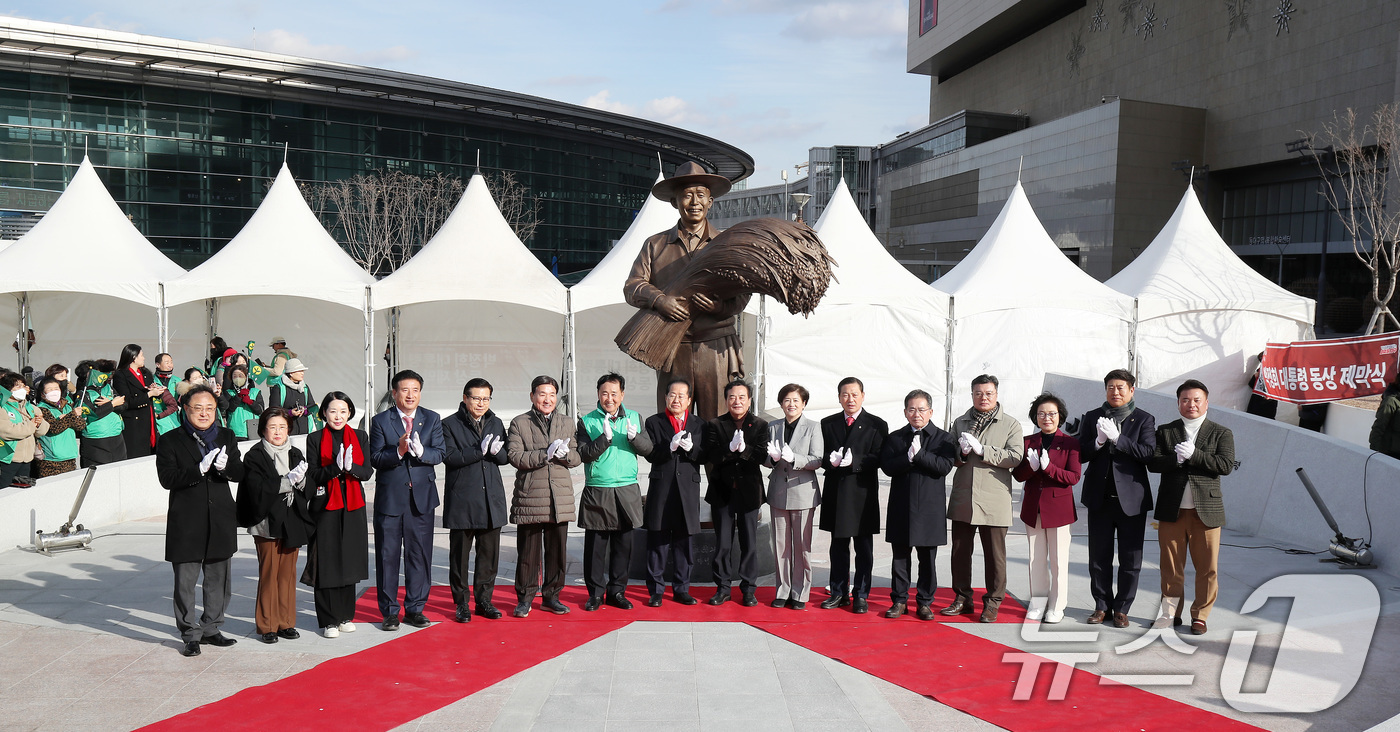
[0,16,752,273]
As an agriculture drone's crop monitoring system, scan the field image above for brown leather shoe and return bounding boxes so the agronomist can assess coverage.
[1112,612,1130,628]
[939,598,976,616]
[1191,619,1207,635]
[1086,610,1106,624]
[979,605,999,623]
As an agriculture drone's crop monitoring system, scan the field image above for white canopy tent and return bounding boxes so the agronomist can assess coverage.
[1107,186,1315,409]
[372,173,568,418]
[164,164,375,419]
[763,180,949,423]
[933,182,1135,430]
[0,156,184,373]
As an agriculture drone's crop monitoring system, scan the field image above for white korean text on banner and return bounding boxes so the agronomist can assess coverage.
[1254,333,1400,404]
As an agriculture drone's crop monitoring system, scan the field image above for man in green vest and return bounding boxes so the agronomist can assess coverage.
[575,373,653,611]
[152,353,182,435]
[256,337,298,380]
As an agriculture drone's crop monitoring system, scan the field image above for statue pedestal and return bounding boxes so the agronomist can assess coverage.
[627,517,776,583]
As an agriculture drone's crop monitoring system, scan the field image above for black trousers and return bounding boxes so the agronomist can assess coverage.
[829,534,875,599]
[646,528,694,595]
[373,503,435,618]
[950,520,1007,607]
[314,585,358,628]
[1087,502,1147,614]
[449,527,502,607]
[711,500,759,592]
[583,528,633,598]
[891,544,938,606]
[516,522,568,603]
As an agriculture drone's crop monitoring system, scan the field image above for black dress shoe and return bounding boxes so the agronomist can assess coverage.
[541,598,570,615]
[584,596,603,612]
[884,603,906,619]
[512,603,531,618]
[788,601,806,610]
[939,598,974,616]
[180,640,201,657]
[820,594,850,610]
[404,613,431,628]
[916,604,934,621]
[259,632,278,644]
[771,598,788,608]
[673,591,698,606]
[741,591,757,607]
[606,594,634,610]
[277,628,300,640]
[476,603,503,620]
[200,633,238,647]
[647,594,664,608]
[708,589,731,606]
[382,615,401,631]
[455,604,472,623]
[852,598,868,614]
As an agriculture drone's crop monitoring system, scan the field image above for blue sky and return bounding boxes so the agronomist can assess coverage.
[12,1,929,186]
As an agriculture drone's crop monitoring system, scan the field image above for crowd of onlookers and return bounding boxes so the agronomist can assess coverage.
[0,336,316,488]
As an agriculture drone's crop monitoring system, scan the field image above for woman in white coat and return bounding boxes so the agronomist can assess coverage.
[764,383,823,610]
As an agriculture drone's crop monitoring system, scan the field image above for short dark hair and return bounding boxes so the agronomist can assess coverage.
[665,377,691,396]
[180,384,218,408]
[155,352,173,365]
[1028,392,1068,426]
[531,375,560,394]
[596,372,625,391]
[0,373,25,391]
[318,391,358,423]
[37,376,64,400]
[464,378,493,395]
[777,383,809,405]
[837,376,864,393]
[1176,379,1210,397]
[183,367,204,381]
[258,407,293,437]
[724,379,752,400]
[44,363,68,380]
[392,369,424,390]
[971,374,999,389]
[1104,369,1136,387]
[904,389,933,410]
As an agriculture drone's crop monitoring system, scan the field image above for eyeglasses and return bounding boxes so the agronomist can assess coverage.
[466,396,491,403]
[904,407,931,415]
[1036,412,1060,419]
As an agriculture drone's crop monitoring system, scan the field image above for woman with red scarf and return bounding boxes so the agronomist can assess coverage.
[113,344,167,459]
[302,391,374,637]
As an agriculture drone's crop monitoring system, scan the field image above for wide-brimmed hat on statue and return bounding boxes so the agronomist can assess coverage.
[650,161,732,202]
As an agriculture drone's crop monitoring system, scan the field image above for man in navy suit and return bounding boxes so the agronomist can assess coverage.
[370,369,446,630]
[1077,369,1156,628]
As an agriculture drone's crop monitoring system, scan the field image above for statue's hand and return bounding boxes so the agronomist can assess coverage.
[657,295,690,321]
[689,293,720,313]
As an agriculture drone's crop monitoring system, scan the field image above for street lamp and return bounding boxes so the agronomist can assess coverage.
[782,169,789,220]
[790,193,812,224]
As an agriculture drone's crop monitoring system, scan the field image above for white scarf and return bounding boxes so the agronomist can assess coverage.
[281,374,306,393]
[260,439,296,501]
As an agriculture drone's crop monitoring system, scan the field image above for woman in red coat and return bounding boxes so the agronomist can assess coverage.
[1013,393,1081,623]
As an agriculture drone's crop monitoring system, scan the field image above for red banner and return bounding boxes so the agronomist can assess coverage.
[1254,334,1400,404]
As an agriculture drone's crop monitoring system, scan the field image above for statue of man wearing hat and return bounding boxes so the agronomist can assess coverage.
[624,161,746,421]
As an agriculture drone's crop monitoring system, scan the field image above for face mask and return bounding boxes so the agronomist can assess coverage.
[44,390,60,403]
[233,376,247,388]
[10,388,27,401]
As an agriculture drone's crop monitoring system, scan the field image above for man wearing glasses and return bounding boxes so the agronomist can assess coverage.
[441,378,511,622]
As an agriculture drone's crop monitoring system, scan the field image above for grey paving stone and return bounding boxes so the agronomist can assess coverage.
[606,692,698,721]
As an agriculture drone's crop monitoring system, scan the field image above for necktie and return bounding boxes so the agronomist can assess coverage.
[404,414,412,437]
[845,414,854,427]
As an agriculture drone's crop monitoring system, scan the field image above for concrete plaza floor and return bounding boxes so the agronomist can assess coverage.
[1,466,1399,731]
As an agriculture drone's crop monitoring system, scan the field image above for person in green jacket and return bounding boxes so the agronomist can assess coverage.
[220,363,264,439]
[152,353,182,436]
[75,360,127,466]
[36,375,85,477]
[574,372,653,611]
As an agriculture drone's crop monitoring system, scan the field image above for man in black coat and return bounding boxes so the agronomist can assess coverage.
[880,389,957,620]
[1077,369,1157,628]
[642,378,705,607]
[156,385,246,657]
[442,378,511,623]
[819,377,888,614]
[702,379,769,607]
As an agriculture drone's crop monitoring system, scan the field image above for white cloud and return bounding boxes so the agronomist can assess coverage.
[582,90,635,115]
[782,1,905,40]
[204,28,416,65]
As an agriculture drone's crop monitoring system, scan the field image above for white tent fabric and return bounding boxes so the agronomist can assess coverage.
[933,182,1134,429]
[1108,187,1315,409]
[373,174,568,417]
[764,180,949,422]
[0,156,185,371]
[164,164,374,412]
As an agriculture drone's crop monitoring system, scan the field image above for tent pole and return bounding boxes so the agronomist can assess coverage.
[158,283,169,354]
[206,298,219,368]
[565,290,577,419]
[944,296,955,430]
[364,286,374,426]
[16,292,28,372]
[388,306,400,389]
[1129,298,1139,379]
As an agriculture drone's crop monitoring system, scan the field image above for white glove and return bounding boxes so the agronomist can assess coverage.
[1100,417,1121,444]
[678,432,694,451]
[1175,440,1194,464]
[1027,449,1041,471]
[488,434,504,455]
[335,444,346,471]
[828,449,844,466]
[551,440,570,460]
[603,417,614,442]
[626,419,638,440]
[837,447,854,468]
[728,429,745,453]
[410,431,424,458]
[199,447,219,474]
[767,442,783,463]
[957,433,971,455]
[908,434,921,462]
[781,444,794,463]
[213,446,229,472]
[546,438,563,457]
[669,431,685,452]
[344,443,355,469]
[961,432,984,456]
[1039,449,1051,472]
[287,461,308,484]
[1095,417,1110,447]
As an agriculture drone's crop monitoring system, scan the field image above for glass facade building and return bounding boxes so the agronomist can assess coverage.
[0,18,752,273]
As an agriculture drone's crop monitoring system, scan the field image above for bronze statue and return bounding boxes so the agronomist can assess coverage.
[620,162,836,420]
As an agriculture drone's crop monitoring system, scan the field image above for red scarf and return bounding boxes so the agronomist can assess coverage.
[131,366,156,447]
[319,426,365,511]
